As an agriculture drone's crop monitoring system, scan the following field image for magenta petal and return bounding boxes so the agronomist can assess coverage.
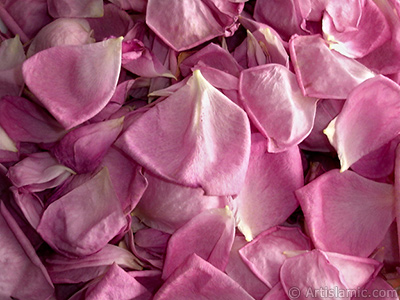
[37,168,126,257]
[162,207,235,280]
[134,171,228,234]
[239,226,311,288]
[0,202,54,300]
[52,117,124,174]
[235,134,303,240]
[0,96,66,144]
[146,0,243,51]
[47,0,104,18]
[117,70,251,196]
[240,64,318,152]
[325,76,400,172]
[22,38,122,129]
[154,254,254,300]
[290,34,375,99]
[295,169,395,257]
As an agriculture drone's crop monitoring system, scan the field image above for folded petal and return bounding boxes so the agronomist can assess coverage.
[11,187,43,229]
[52,117,124,174]
[134,171,228,234]
[146,0,243,51]
[289,34,375,99]
[117,69,251,196]
[239,226,311,288]
[240,64,318,152]
[154,254,254,300]
[47,0,104,18]
[162,207,235,280]
[0,202,54,300]
[22,37,122,129]
[0,96,66,144]
[324,76,400,172]
[37,167,126,257]
[295,169,395,257]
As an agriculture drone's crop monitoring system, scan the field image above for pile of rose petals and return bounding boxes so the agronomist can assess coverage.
[1,0,400,299]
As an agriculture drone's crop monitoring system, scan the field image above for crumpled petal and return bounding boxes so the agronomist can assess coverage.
[162,207,235,280]
[7,152,74,192]
[146,0,243,51]
[27,18,94,57]
[322,0,391,58]
[22,37,122,129]
[47,0,104,18]
[324,75,400,172]
[36,167,126,257]
[0,36,25,98]
[280,250,381,300]
[117,69,251,196]
[52,117,124,174]
[154,254,254,300]
[234,134,303,241]
[0,96,66,144]
[225,235,270,300]
[239,64,318,152]
[289,34,375,99]
[133,171,228,234]
[295,169,395,257]
[239,226,311,288]
[0,202,54,300]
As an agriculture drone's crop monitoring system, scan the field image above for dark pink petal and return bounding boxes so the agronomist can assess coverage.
[295,169,395,257]
[83,263,151,300]
[101,147,147,214]
[146,0,243,51]
[239,64,318,152]
[52,117,124,174]
[290,34,375,99]
[322,0,391,58]
[0,36,25,98]
[225,235,270,300]
[0,202,54,300]
[162,207,235,280]
[117,70,251,196]
[46,244,142,284]
[280,250,381,300]
[239,226,311,288]
[37,168,126,257]
[22,38,122,130]
[262,283,290,300]
[352,277,399,300]
[27,18,94,57]
[0,96,66,144]
[134,171,228,234]
[47,0,104,18]
[154,254,254,300]
[108,0,147,12]
[234,134,303,240]
[325,76,400,172]
[7,152,74,192]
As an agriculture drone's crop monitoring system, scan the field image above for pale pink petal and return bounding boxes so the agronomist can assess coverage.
[134,171,228,234]
[52,118,124,174]
[154,254,254,300]
[324,76,400,172]
[225,236,270,300]
[239,64,318,152]
[36,168,126,257]
[117,70,251,196]
[295,169,395,257]
[22,38,122,130]
[146,0,243,51]
[27,18,94,57]
[239,226,311,288]
[162,207,235,280]
[234,134,303,241]
[290,34,375,99]
[47,0,104,18]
